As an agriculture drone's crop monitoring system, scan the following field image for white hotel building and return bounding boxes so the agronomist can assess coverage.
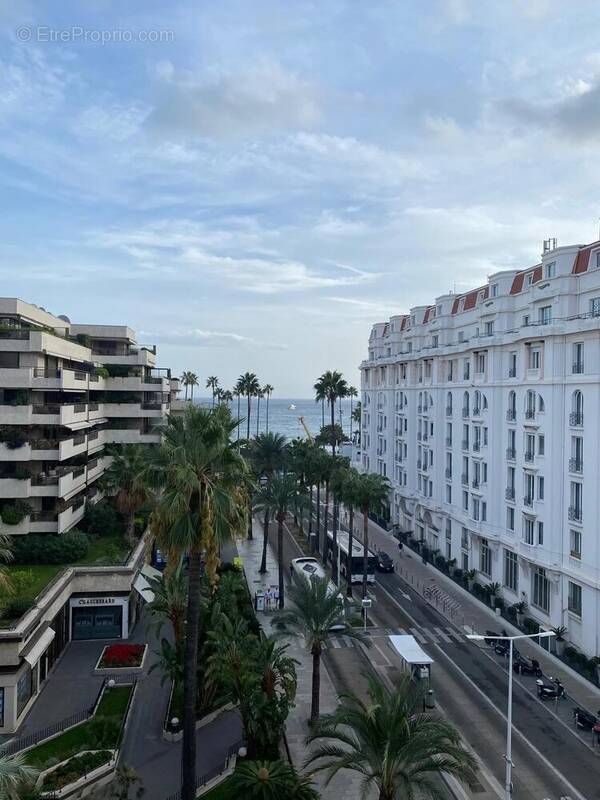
[359,239,600,657]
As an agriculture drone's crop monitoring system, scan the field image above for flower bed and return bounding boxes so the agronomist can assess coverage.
[97,643,146,669]
[41,750,113,792]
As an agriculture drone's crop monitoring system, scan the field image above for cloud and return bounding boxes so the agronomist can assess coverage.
[146,58,321,140]
[140,327,287,350]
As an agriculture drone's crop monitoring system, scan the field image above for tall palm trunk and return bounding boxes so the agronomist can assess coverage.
[236,394,241,442]
[181,548,202,800]
[321,399,325,428]
[126,509,136,543]
[308,484,313,541]
[310,643,321,723]
[246,394,251,440]
[322,481,330,566]
[247,488,253,540]
[350,396,353,442]
[256,394,261,436]
[347,505,354,598]
[191,384,195,402]
[266,393,270,433]
[277,515,285,609]
[259,509,270,573]
[330,398,336,457]
[332,495,339,583]
[314,482,321,554]
[362,506,369,605]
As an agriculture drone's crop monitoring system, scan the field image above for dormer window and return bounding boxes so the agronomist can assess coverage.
[526,273,534,287]
[437,304,442,314]
[595,252,600,269]
[478,291,485,303]
[545,261,556,279]
[459,298,465,312]
[490,284,498,297]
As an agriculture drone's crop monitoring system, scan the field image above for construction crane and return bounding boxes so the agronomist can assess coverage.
[298,416,313,442]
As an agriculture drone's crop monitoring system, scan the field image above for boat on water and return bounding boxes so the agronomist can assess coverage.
[288,403,296,410]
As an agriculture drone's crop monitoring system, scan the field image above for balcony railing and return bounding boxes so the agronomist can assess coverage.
[32,404,60,414]
[445,467,452,479]
[569,458,583,474]
[572,361,584,374]
[0,329,30,340]
[523,495,533,507]
[506,409,516,421]
[508,368,517,378]
[473,441,481,452]
[570,412,583,426]
[505,487,515,500]
[525,409,536,420]
[88,430,99,441]
[31,474,59,486]
[461,473,468,485]
[31,511,57,522]
[471,478,480,489]
[461,439,469,450]
[568,505,582,522]
[524,451,534,463]
[506,447,516,460]
[472,406,481,417]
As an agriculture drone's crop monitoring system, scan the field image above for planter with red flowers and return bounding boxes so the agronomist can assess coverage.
[95,643,147,673]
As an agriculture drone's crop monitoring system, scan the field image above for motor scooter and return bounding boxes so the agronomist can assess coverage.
[536,677,565,699]
[513,654,542,676]
[573,707,598,729]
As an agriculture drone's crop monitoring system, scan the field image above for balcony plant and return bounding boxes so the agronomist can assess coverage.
[435,554,447,573]
[447,557,457,576]
[0,427,27,449]
[513,600,528,627]
[484,582,502,609]
[589,656,600,685]
[465,569,476,591]
[1,501,31,525]
[551,626,568,657]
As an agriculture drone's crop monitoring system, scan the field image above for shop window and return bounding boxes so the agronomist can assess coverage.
[17,666,33,718]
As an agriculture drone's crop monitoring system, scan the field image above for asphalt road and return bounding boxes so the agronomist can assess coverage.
[284,511,600,800]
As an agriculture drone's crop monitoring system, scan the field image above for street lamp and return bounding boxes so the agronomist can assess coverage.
[467,630,555,800]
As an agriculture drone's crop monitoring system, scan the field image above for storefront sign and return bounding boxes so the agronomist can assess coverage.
[75,597,117,607]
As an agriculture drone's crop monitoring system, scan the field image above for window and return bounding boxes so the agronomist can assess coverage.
[596,252,600,269]
[476,353,486,374]
[570,528,581,559]
[532,567,550,612]
[509,352,517,377]
[504,549,518,591]
[463,361,470,380]
[523,517,534,545]
[461,528,469,549]
[472,498,480,520]
[570,481,582,521]
[590,297,600,317]
[458,331,465,343]
[463,392,469,416]
[529,347,541,370]
[446,392,453,415]
[573,342,584,374]
[537,521,544,545]
[446,484,452,503]
[462,491,469,511]
[462,553,469,570]
[484,321,494,336]
[432,334,438,348]
[526,273,534,286]
[507,506,515,531]
[480,538,491,576]
[523,314,530,327]
[538,306,552,325]
[17,666,33,718]
[491,283,498,297]
[568,581,582,617]
[538,434,545,456]
[482,501,487,521]
[545,261,556,278]
[537,476,544,500]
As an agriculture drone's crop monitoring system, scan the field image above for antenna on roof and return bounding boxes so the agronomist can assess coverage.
[543,237,557,253]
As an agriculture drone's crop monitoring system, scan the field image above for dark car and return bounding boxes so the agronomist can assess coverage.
[376,551,394,573]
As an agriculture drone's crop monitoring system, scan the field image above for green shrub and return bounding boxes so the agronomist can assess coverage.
[1,501,31,525]
[0,428,28,449]
[82,501,125,538]
[2,596,33,620]
[435,555,447,572]
[523,617,539,634]
[75,333,91,348]
[11,531,89,564]
[564,645,578,661]
[42,750,112,792]
[452,568,463,582]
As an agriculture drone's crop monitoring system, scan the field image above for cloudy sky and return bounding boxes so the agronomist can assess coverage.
[1,1,600,396]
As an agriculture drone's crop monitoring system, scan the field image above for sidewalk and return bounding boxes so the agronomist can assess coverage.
[360,514,600,713]
[237,522,370,800]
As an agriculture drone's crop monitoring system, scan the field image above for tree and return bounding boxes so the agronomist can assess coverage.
[221,389,233,405]
[237,372,261,440]
[337,468,359,597]
[353,472,391,608]
[228,760,319,800]
[314,371,349,457]
[146,562,187,647]
[263,384,274,433]
[256,388,264,436]
[254,472,301,609]
[180,371,194,401]
[315,424,348,450]
[0,532,13,594]
[274,576,365,723]
[352,401,362,445]
[305,674,478,800]
[109,765,145,800]
[206,376,219,406]
[249,433,288,573]
[305,448,329,555]
[187,372,199,402]
[102,444,149,542]
[0,754,38,800]
[348,385,358,442]
[143,405,247,800]
[329,460,350,583]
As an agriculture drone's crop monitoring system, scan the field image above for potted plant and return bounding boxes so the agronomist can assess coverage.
[551,626,567,657]
[447,558,457,576]
[513,600,528,627]
[485,582,502,609]
[589,656,600,685]
[465,569,476,591]
[435,554,447,573]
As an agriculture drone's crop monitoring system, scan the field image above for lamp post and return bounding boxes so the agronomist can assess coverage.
[467,630,555,800]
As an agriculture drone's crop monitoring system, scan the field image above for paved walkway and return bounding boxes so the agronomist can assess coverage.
[358,514,600,714]
[237,521,369,800]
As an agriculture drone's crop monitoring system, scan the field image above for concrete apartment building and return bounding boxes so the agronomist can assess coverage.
[0,298,177,733]
[360,238,600,657]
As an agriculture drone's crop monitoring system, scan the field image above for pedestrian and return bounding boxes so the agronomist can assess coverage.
[398,540,403,555]
[265,586,272,610]
[273,585,280,607]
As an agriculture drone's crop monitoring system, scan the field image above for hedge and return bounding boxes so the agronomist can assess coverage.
[11,531,89,564]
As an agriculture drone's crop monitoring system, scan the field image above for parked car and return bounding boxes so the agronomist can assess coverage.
[376,551,394,573]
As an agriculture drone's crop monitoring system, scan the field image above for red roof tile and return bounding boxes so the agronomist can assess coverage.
[573,246,591,274]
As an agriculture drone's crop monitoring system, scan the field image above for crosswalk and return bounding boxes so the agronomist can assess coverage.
[327,624,465,650]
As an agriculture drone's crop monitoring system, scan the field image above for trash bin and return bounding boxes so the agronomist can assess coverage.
[425,689,435,709]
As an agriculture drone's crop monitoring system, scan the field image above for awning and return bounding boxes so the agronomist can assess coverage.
[62,418,108,431]
[388,634,433,666]
[23,628,55,667]
[133,564,162,603]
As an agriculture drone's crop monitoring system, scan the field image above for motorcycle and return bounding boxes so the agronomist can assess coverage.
[536,677,565,699]
[573,707,598,730]
[513,654,542,677]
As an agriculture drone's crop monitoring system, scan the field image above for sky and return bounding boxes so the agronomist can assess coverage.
[2,1,600,396]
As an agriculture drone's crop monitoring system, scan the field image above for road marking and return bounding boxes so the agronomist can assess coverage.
[398,590,412,601]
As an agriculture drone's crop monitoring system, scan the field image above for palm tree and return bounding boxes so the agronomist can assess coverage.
[319,452,335,568]
[102,444,149,542]
[233,386,242,442]
[206,376,219,406]
[180,370,194,401]
[237,372,261,440]
[329,461,348,583]
[338,468,359,597]
[305,674,478,799]
[308,449,329,556]
[228,760,319,800]
[0,532,13,593]
[348,385,358,442]
[256,388,264,436]
[263,384,274,433]
[274,576,365,722]
[187,372,199,403]
[254,472,301,609]
[143,405,247,800]
[0,753,38,800]
[146,562,187,648]
[314,371,349,457]
[221,389,233,405]
[249,433,288,573]
[353,472,391,608]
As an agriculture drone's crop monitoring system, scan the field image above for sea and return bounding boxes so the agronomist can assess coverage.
[194,397,358,442]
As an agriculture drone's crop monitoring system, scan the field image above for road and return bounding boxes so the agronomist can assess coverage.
[281,510,600,800]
